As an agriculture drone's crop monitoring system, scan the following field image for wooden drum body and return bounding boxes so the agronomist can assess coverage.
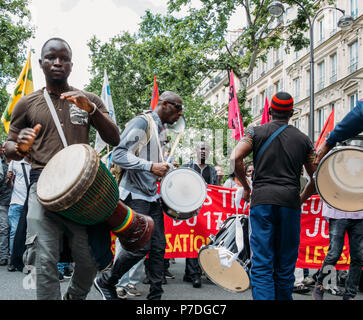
[37,144,154,251]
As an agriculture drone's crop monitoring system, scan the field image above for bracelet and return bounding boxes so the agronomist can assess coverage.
[89,103,97,116]
[15,143,30,158]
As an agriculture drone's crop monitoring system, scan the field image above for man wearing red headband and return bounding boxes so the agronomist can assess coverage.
[230,91,316,300]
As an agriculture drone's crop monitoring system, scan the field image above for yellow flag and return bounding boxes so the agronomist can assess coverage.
[1,51,34,133]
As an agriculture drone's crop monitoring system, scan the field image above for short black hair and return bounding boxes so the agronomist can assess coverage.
[41,38,72,58]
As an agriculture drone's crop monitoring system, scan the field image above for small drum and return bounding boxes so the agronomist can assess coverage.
[160,167,207,220]
[314,146,363,212]
[198,215,251,293]
[37,144,154,251]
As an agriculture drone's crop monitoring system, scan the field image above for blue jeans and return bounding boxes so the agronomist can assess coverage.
[8,204,24,256]
[316,218,363,299]
[249,204,301,300]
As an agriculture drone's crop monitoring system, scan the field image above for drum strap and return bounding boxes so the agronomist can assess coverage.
[43,89,68,148]
[255,124,288,165]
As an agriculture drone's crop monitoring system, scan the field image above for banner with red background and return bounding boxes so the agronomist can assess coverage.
[162,186,351,270]
[111,186,351,270]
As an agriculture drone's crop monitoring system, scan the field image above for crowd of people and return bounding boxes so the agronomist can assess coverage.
[0,37,362,301]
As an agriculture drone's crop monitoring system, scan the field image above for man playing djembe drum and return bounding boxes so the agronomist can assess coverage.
[94,91,183,300]
[4,38,120,300]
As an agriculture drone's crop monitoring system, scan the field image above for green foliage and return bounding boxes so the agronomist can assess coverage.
[0,0,34,140]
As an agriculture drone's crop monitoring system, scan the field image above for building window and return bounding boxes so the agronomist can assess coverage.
[349,92,358,110]
[318,61,325,90]
[330,54,337,84]
[294,119,300,129]
[294,78,300,102]
[351,0,358,18]
[318,18,324,44]
[318,109,325,133]
[349,40,358,74]
[330,9,337,35]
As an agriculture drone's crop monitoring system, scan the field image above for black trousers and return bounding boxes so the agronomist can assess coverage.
[185,258,201,279]
[101,195,166,300]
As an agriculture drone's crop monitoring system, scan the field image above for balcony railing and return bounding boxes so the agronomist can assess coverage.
[349,60,358,74]
[330,73,337,84]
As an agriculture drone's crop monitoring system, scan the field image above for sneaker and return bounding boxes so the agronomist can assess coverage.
[312,285,325,300]
[59,272,64,282]
[116,287,128,299]
[328,286,344,296]
[303,276,315,286]
[293,284,310,294]
[0,259,8,266]
[93,277,120,300]
[124,284,141,296]
[164,270,175,279]
[63,267,73,279]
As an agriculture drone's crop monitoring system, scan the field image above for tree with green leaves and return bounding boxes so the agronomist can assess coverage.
[167,0,333,107]
[86,10,230,161]
[0,0,34,141]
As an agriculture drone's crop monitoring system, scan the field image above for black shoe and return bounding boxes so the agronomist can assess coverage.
[7,265,16,272]
[94,277,120,300]
[0,259,8,266]
[183,275,192,283]
[192,277,202,288]
[59,272,64,282]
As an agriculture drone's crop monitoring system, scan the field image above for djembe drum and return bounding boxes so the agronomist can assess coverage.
[36,144,154,252]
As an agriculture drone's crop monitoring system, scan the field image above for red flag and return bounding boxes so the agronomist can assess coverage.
[315,108,335,150]
[261,96,270,125]
[150,75,159,110]
[228,69,243,140]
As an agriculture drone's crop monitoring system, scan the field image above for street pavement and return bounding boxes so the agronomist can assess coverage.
[0,258,362,301]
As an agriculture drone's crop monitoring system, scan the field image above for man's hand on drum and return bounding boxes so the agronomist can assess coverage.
[16,124,42,153]
[313,140,333,166]
[151,163,170,177]
[60,91,96,114]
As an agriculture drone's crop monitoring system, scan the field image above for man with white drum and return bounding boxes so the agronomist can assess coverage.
[230,92,316,300]
[313,100,363,300]
[182,142,218,288]
[4,38,120,300]
[94,91,183,300]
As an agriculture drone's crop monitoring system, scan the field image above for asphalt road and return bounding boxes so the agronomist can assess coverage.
[0,258,361,301]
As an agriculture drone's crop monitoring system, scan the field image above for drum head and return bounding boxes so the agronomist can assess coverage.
[198,247,250,293]
[160,168,207,213]
[37,144,96,202]
[316,147,363,211]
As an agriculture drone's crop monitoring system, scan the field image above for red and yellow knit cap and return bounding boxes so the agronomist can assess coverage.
[270,92,294,111]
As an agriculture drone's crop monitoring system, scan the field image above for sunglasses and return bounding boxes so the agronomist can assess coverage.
[163,100,183,111]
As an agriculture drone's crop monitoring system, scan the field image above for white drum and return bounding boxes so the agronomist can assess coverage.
[314,146,363,212]
[160,167,207,220]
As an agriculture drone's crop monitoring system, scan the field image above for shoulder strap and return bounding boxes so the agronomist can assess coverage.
[43,89,68,148]
[255,124,288,165]
[21,163,30,190]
